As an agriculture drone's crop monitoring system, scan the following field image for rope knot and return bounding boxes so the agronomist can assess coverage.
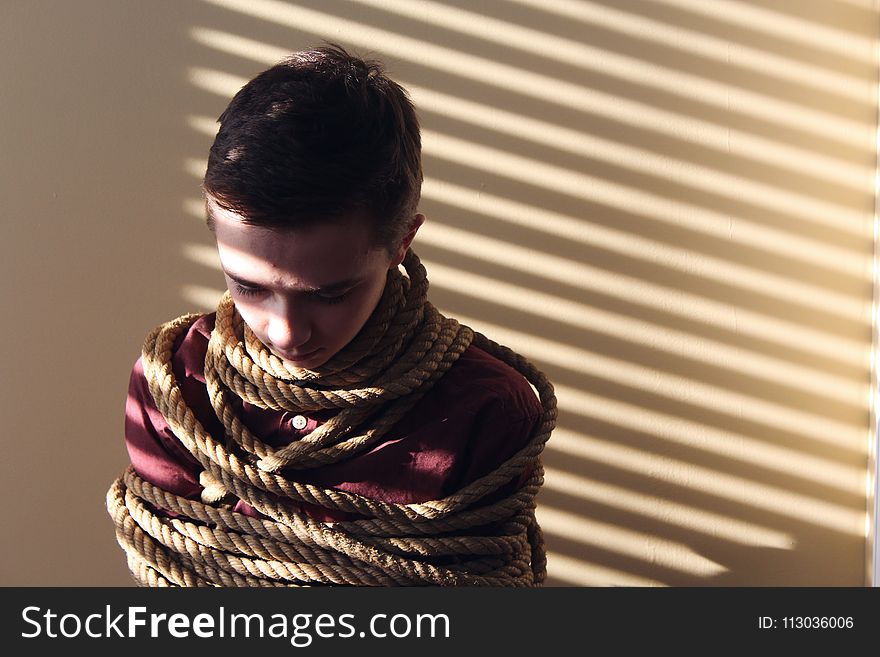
[198,470,231,504]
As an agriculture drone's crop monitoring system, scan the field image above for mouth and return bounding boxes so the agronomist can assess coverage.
[277,348,321,363]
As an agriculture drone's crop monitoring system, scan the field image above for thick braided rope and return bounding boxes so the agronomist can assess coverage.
[207,302,468,471]
[107,250,556,586]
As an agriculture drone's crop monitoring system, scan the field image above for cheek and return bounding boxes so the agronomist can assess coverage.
[232,301,268,335]
[323,287,385,340]
[317,304,364,339]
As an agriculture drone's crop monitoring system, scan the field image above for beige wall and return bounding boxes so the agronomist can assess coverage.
[2,0,877,586]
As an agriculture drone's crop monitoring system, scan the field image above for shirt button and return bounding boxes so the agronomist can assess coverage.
[291,415,308,430]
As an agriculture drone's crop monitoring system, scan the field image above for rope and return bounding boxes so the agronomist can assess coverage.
[107,250,557,586]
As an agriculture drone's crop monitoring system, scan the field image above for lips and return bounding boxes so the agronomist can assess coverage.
[279,348,320,362]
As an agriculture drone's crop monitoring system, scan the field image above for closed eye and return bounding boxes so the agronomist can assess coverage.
[232,281,351,304]
[232,282,264,297]
[314,289,351,304]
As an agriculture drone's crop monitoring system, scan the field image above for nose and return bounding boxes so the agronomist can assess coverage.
[266,300,312,353]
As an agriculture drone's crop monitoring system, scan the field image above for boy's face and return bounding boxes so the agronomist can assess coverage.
[211,206,415,370]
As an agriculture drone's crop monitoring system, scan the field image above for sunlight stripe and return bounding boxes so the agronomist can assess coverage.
[536,505,728,576]
[423,259,865,405]
[420,178,866,279]
[183,197,207,222]
[355,0,868,138]
[414,228,868,365]
[423,129,870,245]
[505,0,869,97]
[196,2,873,172]
[655,0,874,57]
[410,85,865,194]
[180,284,225,310]
[543,426,864,535]
[439,310,866,470]
[421,177,869,301]
[542,465,792,547]
[184,157,207,179]
[182,243,220,270]
[544,550,664,586]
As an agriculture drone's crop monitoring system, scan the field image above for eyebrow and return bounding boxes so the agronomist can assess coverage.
[222,269,362,294]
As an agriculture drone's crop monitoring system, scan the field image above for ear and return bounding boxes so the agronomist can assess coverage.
[389,213,426,268]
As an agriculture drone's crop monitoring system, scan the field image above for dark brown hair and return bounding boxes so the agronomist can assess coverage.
[203,44,422,251]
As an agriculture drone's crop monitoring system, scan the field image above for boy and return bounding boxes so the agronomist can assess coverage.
[108,44,555,586]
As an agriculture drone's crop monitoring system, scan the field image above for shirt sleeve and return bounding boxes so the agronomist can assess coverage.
[123,356,203,500]
[447,386,544,501]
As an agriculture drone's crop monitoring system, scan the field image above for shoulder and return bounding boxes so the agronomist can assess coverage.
[390,342,544,445]
[403,342,544,494]
[126,311,220,436]
[128,311,214,380]
[124,312,219,497]
[433,343,543,420]
[166,312,216,383]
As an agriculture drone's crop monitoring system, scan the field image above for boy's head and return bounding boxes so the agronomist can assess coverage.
[203,43,422,254]
[203,45,425,370]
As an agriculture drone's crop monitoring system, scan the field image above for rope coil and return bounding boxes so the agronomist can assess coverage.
[107,250,556,586]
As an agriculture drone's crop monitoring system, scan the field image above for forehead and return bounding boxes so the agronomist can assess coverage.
[211,207,385,288]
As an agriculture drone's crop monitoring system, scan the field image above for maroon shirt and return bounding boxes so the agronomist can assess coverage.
[124,313,543,522]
